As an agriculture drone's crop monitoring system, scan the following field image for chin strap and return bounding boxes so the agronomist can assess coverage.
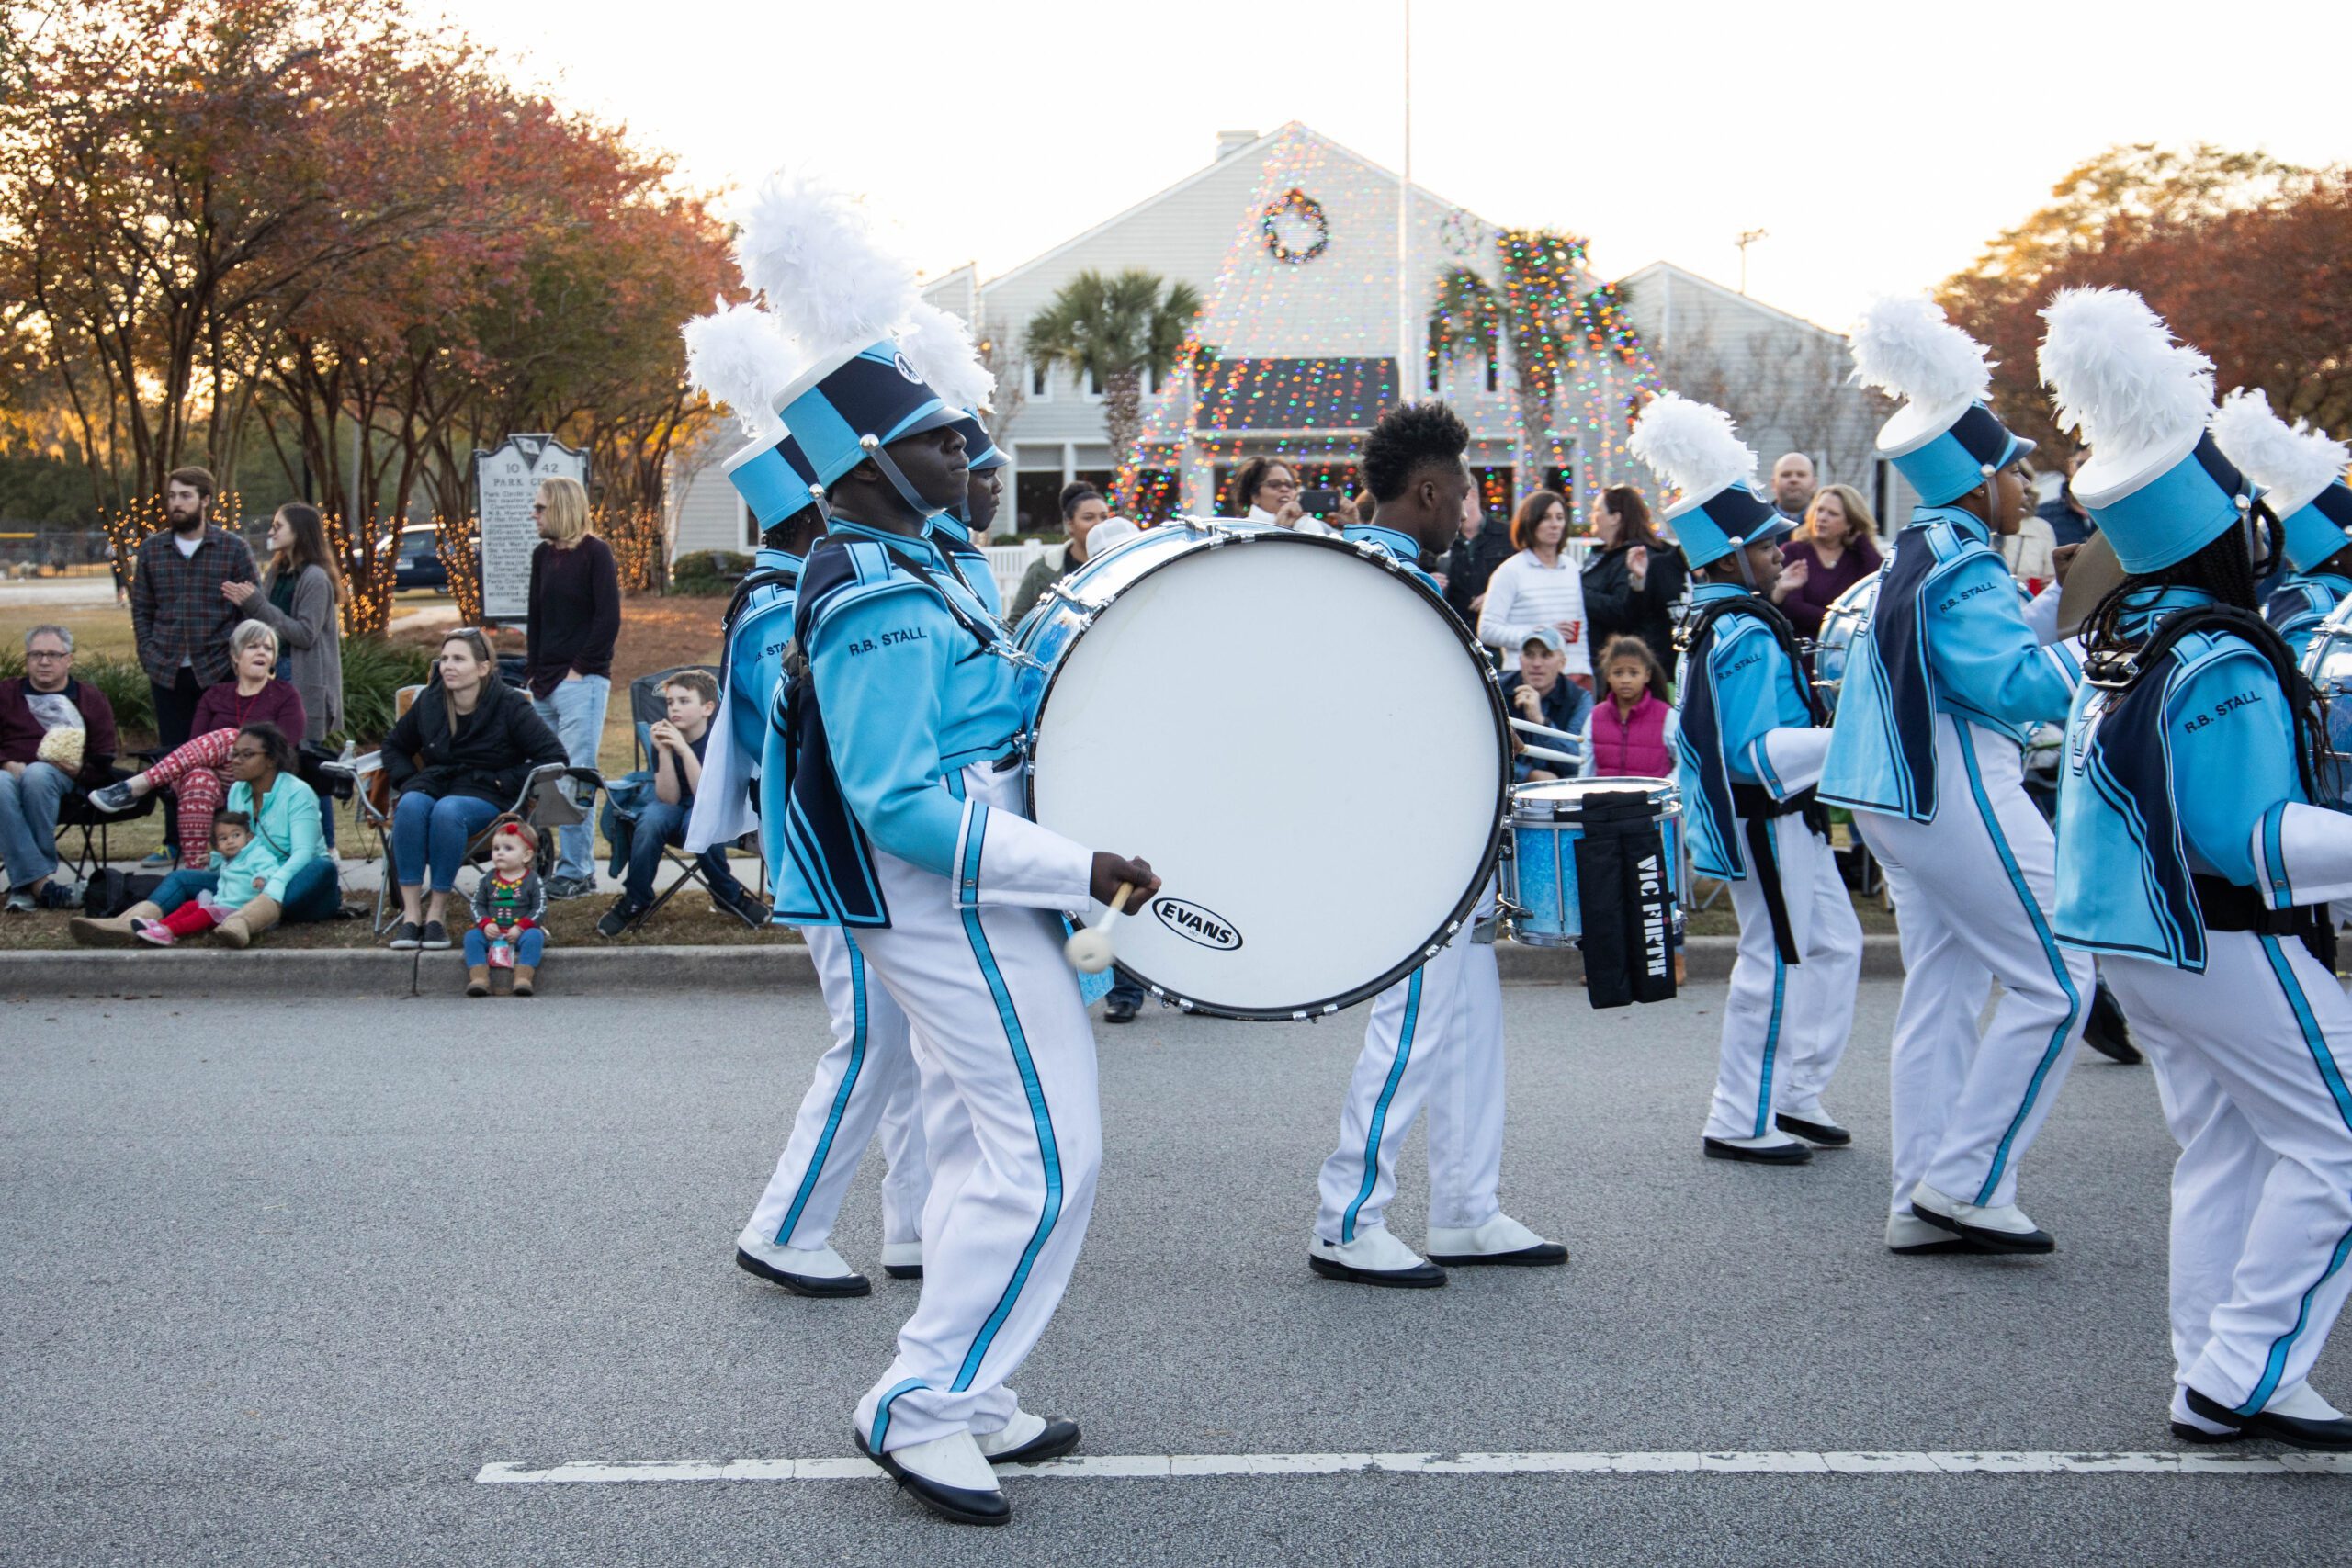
[857,434,945,522]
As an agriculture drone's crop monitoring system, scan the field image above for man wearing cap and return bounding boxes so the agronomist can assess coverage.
[1307,400,1569,1290]
[2041,291,2352,1450]
[1498,625,1591,784]
[1823,299,2091,1258]
[1630,394,1860,1166]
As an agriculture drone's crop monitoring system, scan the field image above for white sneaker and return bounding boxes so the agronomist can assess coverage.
[1308,1225,1445,1286]
[1908,1183,2053,1254]
[1426,1213,1567,1265]
[733,1225,870,1297]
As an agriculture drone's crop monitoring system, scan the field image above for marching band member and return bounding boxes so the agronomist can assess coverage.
[1310,400,1566,1287]
[1823,298,2091,1256]
[679,302,932,1300]
[2211,389,2352,660]
[1630,394,1860,1165]
[2041,288,2352,1450]
[932,408,1008,616]
[746,174,1159,1525]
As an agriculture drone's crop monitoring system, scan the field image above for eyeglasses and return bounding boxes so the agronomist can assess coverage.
[25,649,68,660]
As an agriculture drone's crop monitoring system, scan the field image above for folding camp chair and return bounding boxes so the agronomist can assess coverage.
[346,682,600,933]
[54,765,157,885]
[597,665,763,934]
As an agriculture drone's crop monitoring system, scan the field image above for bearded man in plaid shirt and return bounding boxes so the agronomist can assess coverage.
[130,467,258,863]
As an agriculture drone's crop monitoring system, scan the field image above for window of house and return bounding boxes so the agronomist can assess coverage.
[1082,367,1103,403]
[1030,360,1053,401]
[740,497,756,552]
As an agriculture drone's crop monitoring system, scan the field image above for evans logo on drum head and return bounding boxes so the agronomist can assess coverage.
[1154,897,1242,952]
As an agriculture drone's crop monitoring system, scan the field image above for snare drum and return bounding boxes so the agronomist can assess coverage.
[1811,573,1881,716]
[1502,776,1681,947]
[2300,599,2352,809]
[1016,521,1510,1019]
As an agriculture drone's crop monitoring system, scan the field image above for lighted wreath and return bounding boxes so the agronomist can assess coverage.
[1261,188,1329,265]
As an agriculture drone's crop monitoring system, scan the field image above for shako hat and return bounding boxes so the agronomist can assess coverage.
[1628,393,1786,570]
[1848,296,2034,507]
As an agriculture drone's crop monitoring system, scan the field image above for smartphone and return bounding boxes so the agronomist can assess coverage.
[1299,488,1341,514]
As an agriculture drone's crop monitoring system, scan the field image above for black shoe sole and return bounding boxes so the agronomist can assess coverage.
[854,1432,1009,1525]
[985,1419,1082,1466]
[1103,1010,1137,1024]
[1428,1244,1569,1267]
[1775,1114,1853,1146]
[1888,1236,1985,1256]
[882,1263,924,1280]
[2082,1032,2144,1065]
[734,1247,871,1298]
[1307,1254,1447,1288]
[1703,1138,1813,1164]
[2185,1387,2352,1450]
[1911,1204,2055,1255]
[2171,1419,2245,1445]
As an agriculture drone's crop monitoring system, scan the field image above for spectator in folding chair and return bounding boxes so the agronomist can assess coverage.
[379,629,568,951]
[1,624,119,911]
[596,668,764,937]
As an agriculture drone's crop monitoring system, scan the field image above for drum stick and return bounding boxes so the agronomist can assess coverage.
[1521,744,1581,768]
[1508,716,1583,747]
[1064,883,1135,974]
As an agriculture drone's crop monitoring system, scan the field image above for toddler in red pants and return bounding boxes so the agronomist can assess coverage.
[133,813,266,945]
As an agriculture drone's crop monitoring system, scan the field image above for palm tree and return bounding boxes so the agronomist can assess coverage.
[1429,231,1611,494]
[1024,269,1202,509]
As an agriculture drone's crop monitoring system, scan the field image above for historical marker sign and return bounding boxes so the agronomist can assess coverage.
[473,434,589,621]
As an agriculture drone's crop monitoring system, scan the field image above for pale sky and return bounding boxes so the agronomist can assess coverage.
[435,0,2349,331]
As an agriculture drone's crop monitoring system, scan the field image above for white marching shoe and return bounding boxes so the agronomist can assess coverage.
[973,1408,1083,1465]
[1426,1213,1568,1267]
[1885,1208,1979,1256]
[878,1240,924,1280]
[855,1427,1008,1526]
[1308,1224,1446,1288]
[1907,1182,2053,1255]
[732,1226,871,1297]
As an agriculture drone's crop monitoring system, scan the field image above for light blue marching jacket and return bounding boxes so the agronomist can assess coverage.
[684,547,800,857]
[926,513,1004,619]
[1818,505,2078,820]
[1340,521,1441,592]
[2262,571,2352,662]
[2055,587,2352,970]
[770,518,1090,928]
[1672,583,1831,880]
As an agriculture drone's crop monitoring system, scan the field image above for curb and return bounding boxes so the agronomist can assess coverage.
[0,934,1905,1000]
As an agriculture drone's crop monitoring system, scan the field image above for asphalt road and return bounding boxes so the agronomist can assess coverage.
[5,980,2346,1565]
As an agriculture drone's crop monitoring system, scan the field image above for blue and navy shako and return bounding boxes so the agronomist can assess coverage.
[775,338,960,489]
[724,428,825,528]
[1660,479,1788,570]
[944,409,1007,472]
[770,520,1024,929]
[1876,398,2035,508]
[2274,479,2352,576]
[2075,429,2253,574]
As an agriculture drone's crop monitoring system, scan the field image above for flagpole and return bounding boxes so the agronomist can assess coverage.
[1397,0,1412,401]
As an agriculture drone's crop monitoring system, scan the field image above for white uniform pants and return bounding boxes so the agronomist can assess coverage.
[1706,814,1863,1140]
[1857,716,2092,1213]
[851,766,1101,1454]
[742,926,929,1254]
[2108,933,2352,1416]
[1317,885,1508,1243]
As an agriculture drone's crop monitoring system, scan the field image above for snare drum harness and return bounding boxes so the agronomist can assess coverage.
[1678,592,1827,964]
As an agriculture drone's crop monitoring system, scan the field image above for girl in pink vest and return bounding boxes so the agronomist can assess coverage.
[1582,636,1676,778]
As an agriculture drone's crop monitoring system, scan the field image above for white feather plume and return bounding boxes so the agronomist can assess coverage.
[2210,388,2349,505]
[2037,287,2214,453]
[1847,296,1991,406]
[734,170,919,350]
[1629,392,1758,502]
[897,301,996,413]
[681,299,798,440]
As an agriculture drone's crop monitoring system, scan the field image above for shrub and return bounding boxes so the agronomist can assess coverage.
[337,635,434,743]
[0,647,155,737]
[670,549,751,597]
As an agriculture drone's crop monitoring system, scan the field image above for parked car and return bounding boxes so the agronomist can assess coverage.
[375,525,447,592]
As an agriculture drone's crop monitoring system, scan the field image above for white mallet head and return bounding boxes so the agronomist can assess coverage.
[1064,927,1115,974]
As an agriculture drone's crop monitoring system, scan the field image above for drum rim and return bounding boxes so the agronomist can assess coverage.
[1023,524,1510,1021]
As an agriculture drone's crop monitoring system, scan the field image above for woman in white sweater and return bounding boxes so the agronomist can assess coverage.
[1478,489,1590,678]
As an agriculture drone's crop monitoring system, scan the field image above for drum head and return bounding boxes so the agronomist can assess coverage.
[1028,533,1506,1019]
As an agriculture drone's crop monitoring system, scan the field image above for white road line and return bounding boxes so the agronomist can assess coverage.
[475,1449,2352,1485]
